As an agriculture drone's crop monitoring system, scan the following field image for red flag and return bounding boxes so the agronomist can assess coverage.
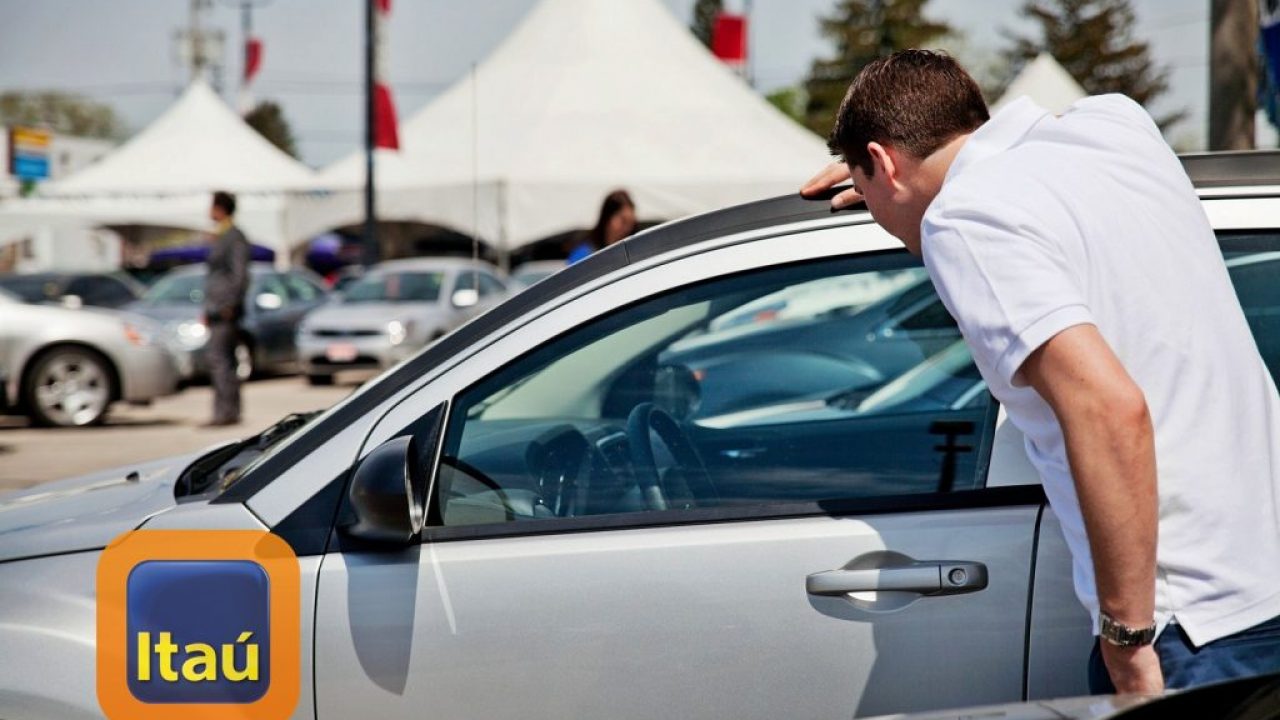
[711,13,748,65]
[374,0,399,149]
[244,37,263,83]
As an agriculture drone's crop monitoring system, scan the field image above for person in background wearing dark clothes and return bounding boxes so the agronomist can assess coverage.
[201,190,250,427]
[567,190,637,264]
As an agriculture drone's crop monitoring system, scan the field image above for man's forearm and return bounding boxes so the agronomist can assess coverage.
[1059,392,1158,626]
[1020,325,1159,628]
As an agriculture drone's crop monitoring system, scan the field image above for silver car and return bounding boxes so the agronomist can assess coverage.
[0,287,181,427]
[0,152,1277,719]
[296,258,506,385]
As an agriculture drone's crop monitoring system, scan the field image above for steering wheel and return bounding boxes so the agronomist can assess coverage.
[625,403,718,511]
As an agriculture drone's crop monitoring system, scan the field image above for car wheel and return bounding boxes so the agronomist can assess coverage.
[23,346,116,427]
[306,373,334,386]
[235,340,255,382]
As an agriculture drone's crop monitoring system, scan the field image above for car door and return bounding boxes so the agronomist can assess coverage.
[249,273,294,367]
[313,223,1044,720]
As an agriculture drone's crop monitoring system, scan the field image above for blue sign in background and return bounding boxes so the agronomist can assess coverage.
[126,560,271,704]
[11,154,49,180]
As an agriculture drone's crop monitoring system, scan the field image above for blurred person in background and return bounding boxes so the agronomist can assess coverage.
[202,190,250,427]
[567,189,637,264]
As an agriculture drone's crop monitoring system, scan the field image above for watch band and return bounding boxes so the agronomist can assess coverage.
[1099,612,1157,647]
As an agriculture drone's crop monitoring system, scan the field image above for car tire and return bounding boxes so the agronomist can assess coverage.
[306,373,334,387]
[22,346,116,427]
[235,339,255,382]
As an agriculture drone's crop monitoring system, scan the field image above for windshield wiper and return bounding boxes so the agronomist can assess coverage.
[176,411,322,498]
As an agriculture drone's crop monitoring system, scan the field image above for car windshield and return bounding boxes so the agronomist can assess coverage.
[0,274,62,303]
[144,273,205,304]
[342,271,443,303]
[511,268,557,289]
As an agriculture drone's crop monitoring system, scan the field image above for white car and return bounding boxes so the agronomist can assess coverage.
[0,151,1277,719]
[296,258,506,385]
[0,287,181,427]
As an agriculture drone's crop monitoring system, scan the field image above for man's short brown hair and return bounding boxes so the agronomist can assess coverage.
[212,190,237,216]
[828,49,989,177]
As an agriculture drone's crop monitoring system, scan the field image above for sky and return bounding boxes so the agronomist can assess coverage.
[0,0,1212,168]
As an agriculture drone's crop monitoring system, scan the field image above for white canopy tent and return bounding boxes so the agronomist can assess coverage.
[0,79,321,264]
[308,0,830,256]
[993,52,1088,115]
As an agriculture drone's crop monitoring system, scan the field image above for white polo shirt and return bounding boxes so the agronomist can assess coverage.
[921,95,1280,646]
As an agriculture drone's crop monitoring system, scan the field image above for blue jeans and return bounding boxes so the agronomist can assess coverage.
[1089,614,1280,694]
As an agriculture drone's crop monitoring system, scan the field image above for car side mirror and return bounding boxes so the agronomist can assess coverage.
[451,288,479,308]
[256,293,284,311]
[340,436,428,545]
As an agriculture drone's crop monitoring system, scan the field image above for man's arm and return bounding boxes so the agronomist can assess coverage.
[1019,324,1163,695]
[228,230,251,316]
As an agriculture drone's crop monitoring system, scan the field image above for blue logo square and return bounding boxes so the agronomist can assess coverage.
[126,560,271,704]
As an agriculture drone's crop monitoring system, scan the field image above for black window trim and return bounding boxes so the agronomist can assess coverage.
[420,484,1046,544]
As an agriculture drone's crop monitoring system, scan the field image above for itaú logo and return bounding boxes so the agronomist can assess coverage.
[97,531,299,720]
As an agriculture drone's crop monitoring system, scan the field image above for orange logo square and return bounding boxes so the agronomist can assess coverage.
[96,530,300,720]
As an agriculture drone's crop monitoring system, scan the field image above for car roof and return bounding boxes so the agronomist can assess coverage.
[215,150,1280,505]
[164,262,282,277]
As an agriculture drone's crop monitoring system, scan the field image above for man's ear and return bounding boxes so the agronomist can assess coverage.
[866,142,896,184]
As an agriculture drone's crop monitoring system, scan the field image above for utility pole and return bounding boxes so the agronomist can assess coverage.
[363,0,379,266]
[1210,0,1258,150]
[175,0,225,91]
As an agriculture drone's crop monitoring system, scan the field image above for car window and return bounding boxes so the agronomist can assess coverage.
[0,274,62,303]
[434,254,995,529]
[283,273,324,302]
[342,271,443,303]
[253,274,289,307]
[144,273,205,305]
[452,271,477,293]
[478,273,505,297]
[1223,235,1280,385]
[98,276,140,306]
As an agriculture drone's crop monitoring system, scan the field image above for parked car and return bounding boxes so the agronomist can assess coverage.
[508,259,566,291]
[1,152,1278,719]
[126,263,329,381]
[0,286,180,427]
[296,258,507,385]
[0,271,145,309]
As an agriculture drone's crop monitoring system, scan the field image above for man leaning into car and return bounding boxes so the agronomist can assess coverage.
[802,50,1280,694]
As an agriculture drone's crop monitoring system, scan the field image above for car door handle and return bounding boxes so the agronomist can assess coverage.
[805,562,988,597]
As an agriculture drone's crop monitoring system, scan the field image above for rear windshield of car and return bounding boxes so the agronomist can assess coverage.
[0,274,62,303]
[342,271,443,303]
[144,273,205,304]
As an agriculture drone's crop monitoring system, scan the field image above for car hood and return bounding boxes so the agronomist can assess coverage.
[306,301,445,329]
[124,302,201,324]
[0,452,203,563]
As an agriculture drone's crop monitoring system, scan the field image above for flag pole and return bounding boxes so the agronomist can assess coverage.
[362,0,379,266]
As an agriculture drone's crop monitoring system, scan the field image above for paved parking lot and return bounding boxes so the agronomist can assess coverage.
[0,374,369,491]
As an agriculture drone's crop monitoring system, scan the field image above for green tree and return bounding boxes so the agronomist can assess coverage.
[766,86,807,125]
[690,0,724,49]
[803,0,952,138]
[0,92,124,139]
[1003,0,1184,129]
[244,100,298,159]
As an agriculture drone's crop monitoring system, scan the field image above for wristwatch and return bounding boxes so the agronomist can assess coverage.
[1099,612,1157,647]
